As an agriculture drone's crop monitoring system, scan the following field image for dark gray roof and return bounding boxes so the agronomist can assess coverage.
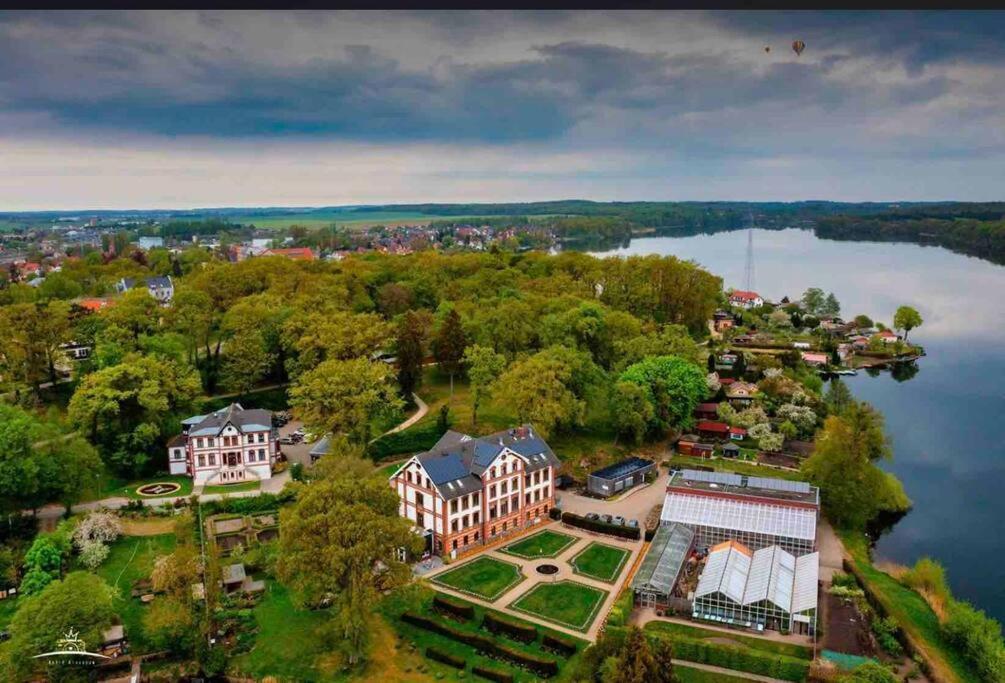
[147,276,173,289]
[186,403,272,437]
[413,424,559,500]
[309,435,331,457]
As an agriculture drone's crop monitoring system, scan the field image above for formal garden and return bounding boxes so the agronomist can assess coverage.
[500,530,577,560]
[509,580,609,633]
[431,556,526,601]
[569,542,630,584]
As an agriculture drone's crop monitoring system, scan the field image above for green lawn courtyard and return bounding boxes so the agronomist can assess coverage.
[509,580,609,632]
[570,542,631,583]
[500,530,577,559]
[431,556,525,601]
[202,480,261,496]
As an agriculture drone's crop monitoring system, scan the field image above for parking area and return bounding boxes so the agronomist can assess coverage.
[274,418,319,468]
[557,468,670,527]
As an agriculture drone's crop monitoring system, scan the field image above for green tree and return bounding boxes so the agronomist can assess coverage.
[801,288,825,316]
[825,377,853,415]
[432,308,468,395]
[220,330,274,396]
[852,314,874,329]
[68,355,202,475]
[289,357,403,444]
[893,305,923,341]
[613,323,701,371]
[19,536,64,595]
[276,456,423,666]
[2,572,116,681]
[612,381,654,445]
[823,292,841,317]
[802,402,910,529]
[618,355,707,436]
[847,661,899,683]
[144,596,196,655]
[0,300,72,394]
[943,601,1005,682]
[395,310,426,398]
[463,345,507,426]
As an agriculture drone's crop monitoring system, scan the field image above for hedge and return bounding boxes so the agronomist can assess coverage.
[644,527,657,542]
[400,612,559,677]
[542,634,579,658]
[202,490,296,515]
[548,507,562,521]
[434,594,475,622]
[473,665,515,683]
[561,512,640,541]
[482,611,538,643]
[368,420,447,460]
[427,646,467,670]
[664,636,809,682]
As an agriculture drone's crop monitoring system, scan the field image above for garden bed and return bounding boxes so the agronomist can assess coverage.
[569,542,630,583]
[432,556,525,602]
[500,530,577,560]
[509,581,608,632]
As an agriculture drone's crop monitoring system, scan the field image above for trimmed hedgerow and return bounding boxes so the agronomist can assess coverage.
[433,594,475,622]
[664,636,810,682]
[482,611,538,643]
[542,633,579,658]
[400,612,559,677]
[472,665,515,683]
[561,512,640,541]
[427,646,466,670]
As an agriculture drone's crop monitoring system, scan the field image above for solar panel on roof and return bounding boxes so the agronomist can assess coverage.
[746,477,811,494]
[682,469,743,486]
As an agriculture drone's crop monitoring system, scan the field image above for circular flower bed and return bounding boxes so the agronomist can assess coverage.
[136,482,182,497]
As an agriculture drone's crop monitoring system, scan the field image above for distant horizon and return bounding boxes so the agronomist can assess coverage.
[2,197,999,217]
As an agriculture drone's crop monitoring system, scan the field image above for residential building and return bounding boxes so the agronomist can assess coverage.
[137,236,164,250]
[728,290,764,309]
[800,351,829,366]
[388,425,560,557]
[725,381,759,406]
[116,276,174,303]
[874,329,901,344]
[167,403,276,485]
[263,247,316,261]
[676,434,714,458]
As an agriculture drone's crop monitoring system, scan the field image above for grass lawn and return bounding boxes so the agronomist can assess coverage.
[840,531,980,683]
[666,455,805,481]
[202,481,261,495]
[509,580,608,632]
[643,621,813,660]
[231,581,332,681]
[501,530,577,559]
[94,533,178,654]
[431,556,524,602]
[103,475,193,500]
[382,584,587,683]
[570,542,631,583]
[676,664,759,682]
[376,460,407,478]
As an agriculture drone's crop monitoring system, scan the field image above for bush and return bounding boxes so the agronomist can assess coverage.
[427,646,466,670]
[433,594,475,622]
[542,633,578,658]
[400,612,558,677]
[605,589,634,628]
[942,601,1005,683]
[548,507,562,521]
[871,616,904,657]
[482,612,538,643]
[472,665,514,683]
[665,636,809,682]
[644,527,656,542]
[561,512,640,541]
[78,540,111,570]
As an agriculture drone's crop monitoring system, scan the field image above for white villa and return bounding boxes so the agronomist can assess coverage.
[168,403,276,485]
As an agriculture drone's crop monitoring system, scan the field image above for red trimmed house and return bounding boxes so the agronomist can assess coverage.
[697,420,731,441]
[728,290,764,309]
[677,434,714,458]
[729,426,747,441]
[694,402,720,421]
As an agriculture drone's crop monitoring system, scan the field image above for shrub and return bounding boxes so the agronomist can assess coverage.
[433,594,475,621]
[548,507,562,521]
[942,601,1005,683]
[542,633,578,658]
[664,636,809,682]
[427,646,466,670]
[482,612,537,643]
[369,421,447,460]
[871,616,904,657]
[73,512,122,549]
[561,512,640,541]
[472,665,514,683]
[78,539,111,570]
[605,589,634,628]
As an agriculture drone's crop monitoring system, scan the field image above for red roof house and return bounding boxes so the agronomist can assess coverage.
[697,421,730,440]
[263,247,316,261]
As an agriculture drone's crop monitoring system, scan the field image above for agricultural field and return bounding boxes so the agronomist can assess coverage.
[225,210,506,230]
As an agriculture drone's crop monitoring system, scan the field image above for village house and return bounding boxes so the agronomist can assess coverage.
[263,246,316,261]
[874,329,901,344]
[712,310,735,332]
[676,434,714,458]
[116,276,174,304]
[725,380,759,406]
[728,290,764,309]
[800,351,829,366]
[388,425,560,558]
[167,403,276,485]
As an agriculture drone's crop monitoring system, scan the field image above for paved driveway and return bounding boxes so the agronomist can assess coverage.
[557,469,670,525]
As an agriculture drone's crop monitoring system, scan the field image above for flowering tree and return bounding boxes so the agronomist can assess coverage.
[73,512,122,549]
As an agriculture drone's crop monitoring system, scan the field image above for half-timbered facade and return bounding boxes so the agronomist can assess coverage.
[389,425,560,557]
[168,403,276,485]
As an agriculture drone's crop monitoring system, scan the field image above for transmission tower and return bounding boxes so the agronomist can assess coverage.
[743,220,755,292]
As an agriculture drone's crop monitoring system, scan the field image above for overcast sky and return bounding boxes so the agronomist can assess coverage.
[2,10,1004,210]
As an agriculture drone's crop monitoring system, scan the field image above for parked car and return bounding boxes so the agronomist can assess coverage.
[278,435,295,445]
[627,519,639,529]
[600,514,613,524]
[585,512,600,521]
[612,515,625,526]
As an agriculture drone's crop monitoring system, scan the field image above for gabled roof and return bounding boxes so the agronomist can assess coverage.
[697,420,730,433]
[185,403,273,437]
[729,290,762,301]
[696,540,753,603]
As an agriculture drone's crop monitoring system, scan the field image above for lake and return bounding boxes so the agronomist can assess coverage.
[590,228,1005,621]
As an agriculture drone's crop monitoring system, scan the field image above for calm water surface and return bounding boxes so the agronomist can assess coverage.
[591,229,1005,621]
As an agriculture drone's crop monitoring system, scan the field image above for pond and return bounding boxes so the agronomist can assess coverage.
[589,228,1005,621]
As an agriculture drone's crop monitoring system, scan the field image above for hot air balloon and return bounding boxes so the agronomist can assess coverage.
[792,40,805,56]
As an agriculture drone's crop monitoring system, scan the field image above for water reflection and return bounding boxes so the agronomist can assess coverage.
[590,228,1005,621]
